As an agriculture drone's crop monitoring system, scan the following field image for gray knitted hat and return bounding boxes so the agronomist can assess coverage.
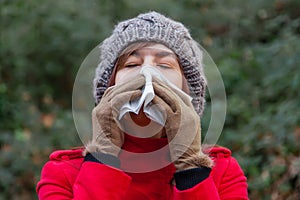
[94,11,207,116]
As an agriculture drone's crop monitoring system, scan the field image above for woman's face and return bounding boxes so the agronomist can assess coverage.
[115,44,183,88]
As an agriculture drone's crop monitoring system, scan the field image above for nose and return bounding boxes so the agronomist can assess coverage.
[141,55,155,67]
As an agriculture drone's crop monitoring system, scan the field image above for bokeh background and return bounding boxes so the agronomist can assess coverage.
[1,0,300,199]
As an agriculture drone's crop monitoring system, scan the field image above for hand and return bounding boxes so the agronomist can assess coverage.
[84,75,145,157]
[152,79,212,171]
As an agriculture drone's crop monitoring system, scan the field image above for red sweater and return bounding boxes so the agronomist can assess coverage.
[36,135,248,199]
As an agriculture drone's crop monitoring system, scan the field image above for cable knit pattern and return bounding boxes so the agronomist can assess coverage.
[94,11,207,116]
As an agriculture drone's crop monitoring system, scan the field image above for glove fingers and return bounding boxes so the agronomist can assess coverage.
[151,95,173,114]
[111,90,142,110]
[104,75,145,101]
[152,82,181,113]
[152,76,193,108]
[93,89,142,119]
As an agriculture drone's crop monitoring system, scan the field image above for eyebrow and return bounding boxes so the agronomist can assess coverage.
[155,51,177,59]
[131,50,178,59]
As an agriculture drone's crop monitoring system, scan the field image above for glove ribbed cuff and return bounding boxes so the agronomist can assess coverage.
[174,167,211,190]
[84,152,121,169]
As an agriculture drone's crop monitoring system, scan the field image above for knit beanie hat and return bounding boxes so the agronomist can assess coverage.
[94,11,207,116]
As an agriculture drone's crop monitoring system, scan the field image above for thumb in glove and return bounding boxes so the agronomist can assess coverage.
[83,75,145,157]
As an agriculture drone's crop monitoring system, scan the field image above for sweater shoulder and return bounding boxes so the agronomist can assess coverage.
[49,147,84,161]
[37,148,85,194]
[45,147,85,171]
[40,148,85,182]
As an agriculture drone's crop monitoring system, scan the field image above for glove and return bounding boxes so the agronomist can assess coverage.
[83,75,145,157]
[152,79,213,171]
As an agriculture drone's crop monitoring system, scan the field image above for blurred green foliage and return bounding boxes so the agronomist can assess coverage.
[0,0,299,199]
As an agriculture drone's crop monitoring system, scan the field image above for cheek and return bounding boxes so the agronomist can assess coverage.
[116,67,183,90]
[160,71,183,89]
[115,67,141,85]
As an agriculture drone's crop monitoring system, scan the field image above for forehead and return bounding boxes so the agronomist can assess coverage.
[140,44,173,52]
[132,43,175,56]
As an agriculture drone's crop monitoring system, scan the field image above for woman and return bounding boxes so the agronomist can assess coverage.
[37,11,248,199]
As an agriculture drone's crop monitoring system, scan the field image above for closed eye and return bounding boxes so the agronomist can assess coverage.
[125,64,140,68]
[157,64,172,69]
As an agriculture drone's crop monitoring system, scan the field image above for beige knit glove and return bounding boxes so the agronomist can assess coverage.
[152,79,213,171]
[83,75,145,157]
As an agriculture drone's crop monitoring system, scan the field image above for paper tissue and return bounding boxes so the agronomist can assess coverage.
[117,65,192,138]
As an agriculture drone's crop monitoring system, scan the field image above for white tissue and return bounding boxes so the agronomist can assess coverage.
[118,65,192,126]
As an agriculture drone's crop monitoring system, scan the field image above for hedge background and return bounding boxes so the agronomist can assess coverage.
[0,0,299,199]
